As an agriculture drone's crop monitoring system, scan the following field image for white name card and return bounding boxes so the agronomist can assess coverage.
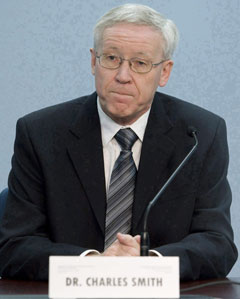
[49,256,179,298]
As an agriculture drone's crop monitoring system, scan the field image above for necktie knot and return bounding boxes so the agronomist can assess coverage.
[115,128,138,151]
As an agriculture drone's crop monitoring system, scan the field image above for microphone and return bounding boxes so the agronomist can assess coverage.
[140,126,198,256]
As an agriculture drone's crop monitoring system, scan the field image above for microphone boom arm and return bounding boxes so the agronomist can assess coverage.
[140,130,198,256]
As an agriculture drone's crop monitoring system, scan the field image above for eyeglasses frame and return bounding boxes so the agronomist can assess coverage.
[95,53,168,74]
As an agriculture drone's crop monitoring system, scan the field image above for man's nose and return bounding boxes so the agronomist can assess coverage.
[115,60,132,83]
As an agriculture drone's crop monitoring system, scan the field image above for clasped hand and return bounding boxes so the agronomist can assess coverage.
[88,233,140,256]
[103,233,140,256]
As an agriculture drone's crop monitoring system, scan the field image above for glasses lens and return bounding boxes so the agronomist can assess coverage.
[131,58,151,73]
[100,54,120,69]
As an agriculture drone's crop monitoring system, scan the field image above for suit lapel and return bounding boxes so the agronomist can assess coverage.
[66,92,195,235]
[132,93,176,230]
[67,93,106,234]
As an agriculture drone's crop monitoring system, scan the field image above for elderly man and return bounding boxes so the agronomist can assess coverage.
[0,4,237,281]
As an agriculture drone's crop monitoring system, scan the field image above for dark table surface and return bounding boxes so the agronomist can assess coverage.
[0,277,239,298]
[181,277,240,298]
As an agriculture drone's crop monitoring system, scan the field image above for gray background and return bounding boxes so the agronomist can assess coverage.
[0,0,239,276]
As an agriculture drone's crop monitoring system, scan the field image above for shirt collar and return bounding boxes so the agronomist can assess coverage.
[97,97,150,146]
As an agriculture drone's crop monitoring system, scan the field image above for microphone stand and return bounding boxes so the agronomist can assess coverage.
[140,129,198,256]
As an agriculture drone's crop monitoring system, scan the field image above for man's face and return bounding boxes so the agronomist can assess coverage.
[90,23,173,125]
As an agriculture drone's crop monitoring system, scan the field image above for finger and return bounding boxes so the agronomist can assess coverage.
[117,233,140,255]
[117,233,134,245]
[104,237,140,256]
[134,235,141,244]
[102,242,119,256]
[102,249,114,256]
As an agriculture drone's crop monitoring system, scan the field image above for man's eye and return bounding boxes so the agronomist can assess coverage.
[134,60,147,66]
[106,55,117,61]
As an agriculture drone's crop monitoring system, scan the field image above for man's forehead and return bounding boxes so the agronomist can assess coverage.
[101,45,150,57]
[102,23,162,37]
[99,24,163,55]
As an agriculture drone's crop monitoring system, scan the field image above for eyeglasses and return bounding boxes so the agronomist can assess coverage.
[96,54,166,74]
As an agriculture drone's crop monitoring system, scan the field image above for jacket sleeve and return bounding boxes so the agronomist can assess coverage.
[156,118,238,280]
[0,117,87,281]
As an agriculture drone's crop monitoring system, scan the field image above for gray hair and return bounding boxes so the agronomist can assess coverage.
[94,4,179,59]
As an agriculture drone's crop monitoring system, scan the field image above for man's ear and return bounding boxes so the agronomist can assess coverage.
[90,48,96,75]
[158,60,174,87]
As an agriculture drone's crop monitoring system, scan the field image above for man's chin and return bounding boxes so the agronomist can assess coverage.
[99,101,139,125]
[111,92,133,102]
[107,110,138,126]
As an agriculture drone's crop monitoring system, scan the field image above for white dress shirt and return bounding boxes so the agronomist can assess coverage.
[82,98,161,256]
[97,99,150,191]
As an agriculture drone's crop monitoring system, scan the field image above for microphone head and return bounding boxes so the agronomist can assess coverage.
[187,126,197,137]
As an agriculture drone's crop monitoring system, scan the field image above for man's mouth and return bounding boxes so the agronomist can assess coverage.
[111,91,133,97]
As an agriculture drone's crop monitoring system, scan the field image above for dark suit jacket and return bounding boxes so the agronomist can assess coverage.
[0,92,237,280]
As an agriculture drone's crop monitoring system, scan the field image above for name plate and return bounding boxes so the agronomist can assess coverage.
[49,256,179,298]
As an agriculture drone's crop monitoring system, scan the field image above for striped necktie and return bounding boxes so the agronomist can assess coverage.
[104,128,138,249]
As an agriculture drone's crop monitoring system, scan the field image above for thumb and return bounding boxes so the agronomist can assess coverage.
[117,233,133,245]
[134,235,141,244]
